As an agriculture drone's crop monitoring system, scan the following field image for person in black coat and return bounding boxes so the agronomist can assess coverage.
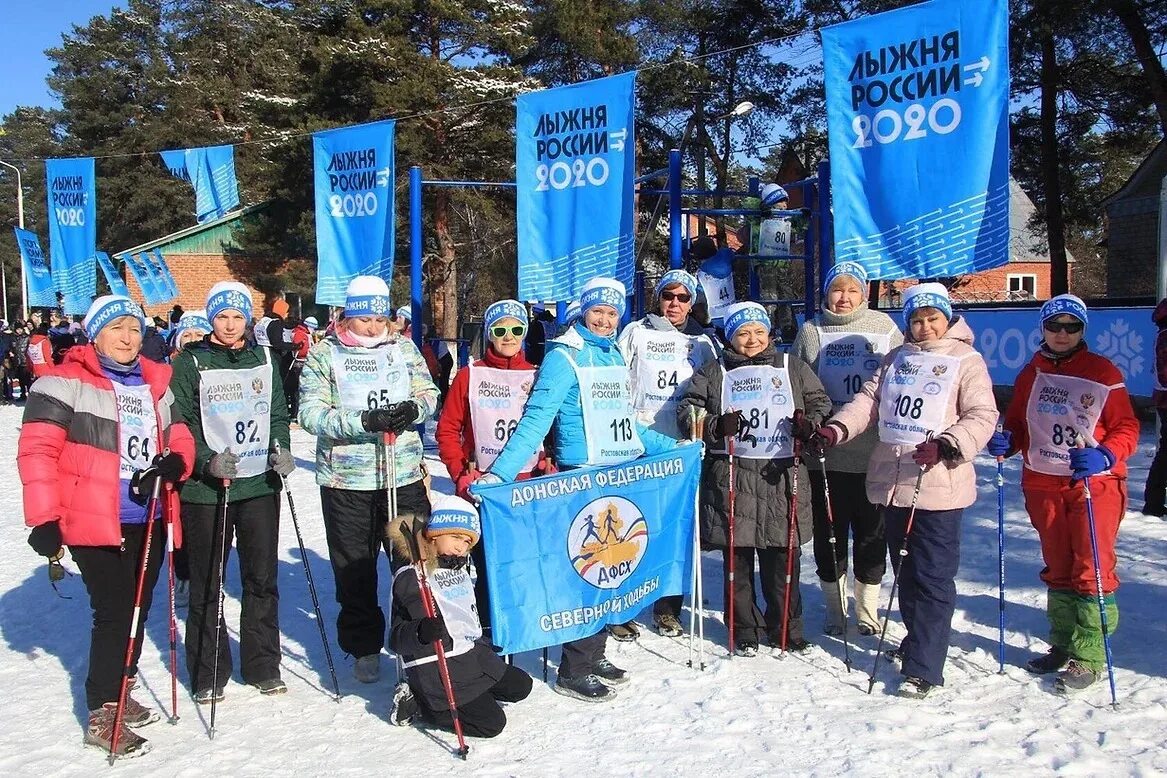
[679,302,832,656]
[388,496,531,738]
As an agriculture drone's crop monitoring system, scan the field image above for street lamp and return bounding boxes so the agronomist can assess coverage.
[0,159,26,321]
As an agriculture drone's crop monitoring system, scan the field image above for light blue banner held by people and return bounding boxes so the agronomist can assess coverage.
[473,444,700,655]
[516,73,636,302]
[45,157,97,314]
[822,0,1010,279]
[12,228,56,308]
[95,251,129,297]
[312,120,396,307]
[160,145,240,223]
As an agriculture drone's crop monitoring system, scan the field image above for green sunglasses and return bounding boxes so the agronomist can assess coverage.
[490,325,527,338]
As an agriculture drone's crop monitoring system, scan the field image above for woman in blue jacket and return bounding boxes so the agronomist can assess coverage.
[482,277,675,703]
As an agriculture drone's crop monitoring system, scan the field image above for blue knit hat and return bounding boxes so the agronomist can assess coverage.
[83,295,146,340]
[425,495,481,547]
[723,302,769,341]
[484,299,528,332]
[655,269,698,299]
[206,281,254,322]
[395,305,412,323]
[823,261,869,295]
[579,277,626,318]
[902,282,952,325]
[344,275,392,318]
[172,310,211,343]
[1040,294,1089,328]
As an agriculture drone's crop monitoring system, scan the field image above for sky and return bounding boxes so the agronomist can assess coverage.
[0,1,121,115]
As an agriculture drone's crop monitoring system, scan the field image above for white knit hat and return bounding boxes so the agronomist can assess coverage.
[579,277,627,318]
[83,295,146,339]
[344,275,392,317]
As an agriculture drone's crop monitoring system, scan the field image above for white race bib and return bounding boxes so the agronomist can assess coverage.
[27,344,46,366]
[333,343,410,413]
[720,361,795,459]
[398,565,480,667]
[697,270,735,322]
[757,217,792,258]
[1025,371,1110,476]
[113,382,157,479]
[196,349,273,478]
[877,351,962,446]
[564,352,645,466]
[468,366,539,472]
[629,328,715,438]
[817,331,891,410]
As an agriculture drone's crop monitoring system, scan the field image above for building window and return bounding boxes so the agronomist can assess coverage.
[1007,274,1037,300]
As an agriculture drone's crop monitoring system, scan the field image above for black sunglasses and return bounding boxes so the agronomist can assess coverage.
[1043,321,1083,334]
[490,325,527,338]
[660,291,692,303]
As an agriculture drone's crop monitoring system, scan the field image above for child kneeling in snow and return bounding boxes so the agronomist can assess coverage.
[389,495,532,737]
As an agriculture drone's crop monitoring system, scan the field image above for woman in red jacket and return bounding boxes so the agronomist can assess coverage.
[18,295,194,758]
[989,295,1139,694]
[27,321,53,380]
[436,299,545,629]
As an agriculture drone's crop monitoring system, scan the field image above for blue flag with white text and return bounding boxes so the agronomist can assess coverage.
[150,248,179,298]
[822,0,1010,279]
[95,251,129,297]
[516,73,636,302]
[472,445,700,655]
[312,120,396,307]
[122,251,165,305]
[139,252,175,304]
[12,228,56,308]
[160,145,240,223]
[45,157,97,314]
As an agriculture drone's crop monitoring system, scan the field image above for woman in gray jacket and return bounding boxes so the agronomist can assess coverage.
[792,262,902,636]
[680,302,831,656]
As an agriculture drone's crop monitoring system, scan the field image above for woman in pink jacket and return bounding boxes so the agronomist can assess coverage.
[812,282,997,699]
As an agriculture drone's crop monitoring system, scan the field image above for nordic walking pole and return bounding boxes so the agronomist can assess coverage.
[274,440,341,701]
[868,452,929,695]
[108,468,164,764]
[995,424,1007,675]
[780,410,804,654]
[415,534,470,759]
[209,476,231,740]
[1078,441,1119,709]
[818,451,852,672]
[164,484,180,723]
[726,433,737,657]
[687,406,706,670]
[384,432,408,685]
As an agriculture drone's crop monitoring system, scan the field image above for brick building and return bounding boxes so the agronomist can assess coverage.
[113,205,312,320]
[1101,139,1165,298]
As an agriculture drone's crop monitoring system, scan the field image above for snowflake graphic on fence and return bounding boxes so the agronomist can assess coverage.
[1093,319,1144,380]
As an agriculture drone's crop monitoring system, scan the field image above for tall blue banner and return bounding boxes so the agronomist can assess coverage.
[516,73,636,302]
[312,120,396,307]
[473,445,700,655]
[822,0,1010,279]
[95,251,129,297]
[138,252,175,304]
[160,144,240,223]
[12,228,56,308]
[45,157,97,314]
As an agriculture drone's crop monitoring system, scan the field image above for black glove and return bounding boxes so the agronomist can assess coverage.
[417,615,452,649]
[713,410,745,439]
[29,520,63,558]
[362,409,395,433]
[386,401,420,434]
[791,412,816,443]
[131,452,185,498]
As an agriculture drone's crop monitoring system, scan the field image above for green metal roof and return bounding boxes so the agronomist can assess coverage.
[113,203,266,259]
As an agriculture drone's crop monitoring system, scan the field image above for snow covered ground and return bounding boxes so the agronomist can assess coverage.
[1,403,1165,776]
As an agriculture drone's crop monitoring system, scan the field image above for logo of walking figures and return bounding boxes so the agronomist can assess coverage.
[567,497,649,589]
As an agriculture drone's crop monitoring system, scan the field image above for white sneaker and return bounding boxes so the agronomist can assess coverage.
[174,580,190,609]
[354,654,381,684]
